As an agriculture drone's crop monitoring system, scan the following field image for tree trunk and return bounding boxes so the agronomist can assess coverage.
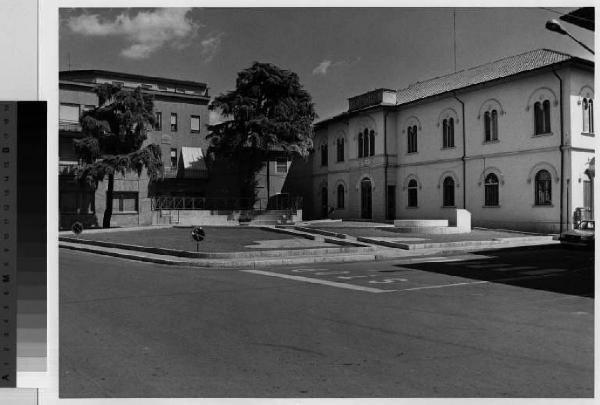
[103,173,114,228]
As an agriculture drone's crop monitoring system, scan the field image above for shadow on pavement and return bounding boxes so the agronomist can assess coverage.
[394,245,594,298]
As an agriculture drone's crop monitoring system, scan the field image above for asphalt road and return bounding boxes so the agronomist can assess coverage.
[59,245,594,398]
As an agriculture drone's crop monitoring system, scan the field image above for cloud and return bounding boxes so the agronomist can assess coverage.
[67,8,200,59]
[200,33,224,63]
[312,57,361,76]
[312,60,332,76]
[209,110,228,125]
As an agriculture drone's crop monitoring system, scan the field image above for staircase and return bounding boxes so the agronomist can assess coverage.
[246,210,298,226]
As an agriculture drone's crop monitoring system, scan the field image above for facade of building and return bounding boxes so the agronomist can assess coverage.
[59,70,297,229]
[286,49,595,233]
[59,70,213,229]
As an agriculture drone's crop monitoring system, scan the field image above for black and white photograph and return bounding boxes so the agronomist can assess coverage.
[8,4,599,402]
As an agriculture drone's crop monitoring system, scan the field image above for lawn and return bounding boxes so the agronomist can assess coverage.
[71,226,323,252]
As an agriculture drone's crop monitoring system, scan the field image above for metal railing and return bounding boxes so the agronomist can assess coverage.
[151,195,303,212]
[59,121,82,132]
[151,196,256,211]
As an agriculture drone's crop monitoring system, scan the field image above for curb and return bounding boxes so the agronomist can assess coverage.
[59,236,375,259]
[357,236,557,250]
[59,242,380,268]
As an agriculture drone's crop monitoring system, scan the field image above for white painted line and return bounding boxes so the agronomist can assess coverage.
[241,269,396,293]
[400,280,489,291]
[337,275,370,280]
[290,268,329,273]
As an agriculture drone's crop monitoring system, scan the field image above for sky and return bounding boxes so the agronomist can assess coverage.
[58,7,595,123]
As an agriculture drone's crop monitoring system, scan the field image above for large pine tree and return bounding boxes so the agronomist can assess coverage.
[207,62,317,203]
[74,83,163,228]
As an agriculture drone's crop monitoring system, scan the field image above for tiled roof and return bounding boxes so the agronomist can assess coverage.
[394,49,582,105]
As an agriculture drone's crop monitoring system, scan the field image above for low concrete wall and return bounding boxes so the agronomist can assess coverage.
[152,210,238,226]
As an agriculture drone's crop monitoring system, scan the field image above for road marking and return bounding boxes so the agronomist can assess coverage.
[290,268,329,273]
[399,280,489,291]
[314,271,350,275]
[337,275,370,280]
[368,278,408,284]
[241,270,396,293]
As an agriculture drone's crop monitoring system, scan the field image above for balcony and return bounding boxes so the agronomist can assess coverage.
[59,121,82,133]
[59,161,79,175]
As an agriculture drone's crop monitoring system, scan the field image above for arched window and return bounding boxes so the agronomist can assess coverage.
[484,173,499,206]
[336,138,344,162]
[320,144,328,166]
[443,177,455,207]
[535,170,552,205]
[534,100,551,135]
[583,98,594,134]
[337,184,345,209]
[363,129,369,157]
[407,125,418,153]
[443,118,455,148]
[490,110,498,141]
[485,110,498,141]
[407,179,418,207]
[543,100,551,133]
[358,132,364,158]
[369,130,375,156]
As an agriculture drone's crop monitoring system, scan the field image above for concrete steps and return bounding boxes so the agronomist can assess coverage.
[392,219,455,233]
[357,235,556,250]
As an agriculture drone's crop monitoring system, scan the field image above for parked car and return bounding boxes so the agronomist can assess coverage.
[559,220,595,248]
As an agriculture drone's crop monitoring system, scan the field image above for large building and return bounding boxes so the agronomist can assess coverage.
[59,69,214,229]
[285,49,595,233]
[59,70,298,229]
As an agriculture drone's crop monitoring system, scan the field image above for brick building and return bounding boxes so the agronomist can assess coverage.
[59,70,299,229]
[59,70,213,229]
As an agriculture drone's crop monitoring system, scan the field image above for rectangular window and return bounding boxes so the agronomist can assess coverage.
[276,159,288,173]
[59,104,80,123]
[190,115,200,133]
[59,190,95,214]
[154,112,162,131]
[170,113,178,132]
[170,148,177,167]
[112,191,139,213]
[81,105,95,115]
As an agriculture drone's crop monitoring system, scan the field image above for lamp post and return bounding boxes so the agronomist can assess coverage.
[545,19,594,55]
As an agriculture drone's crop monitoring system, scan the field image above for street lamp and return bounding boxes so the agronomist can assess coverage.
[545,19,594,55]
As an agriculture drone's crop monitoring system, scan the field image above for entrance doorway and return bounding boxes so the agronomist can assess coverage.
[386,185,396,220]
[321,186,328,218]
[360,178,372,219]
